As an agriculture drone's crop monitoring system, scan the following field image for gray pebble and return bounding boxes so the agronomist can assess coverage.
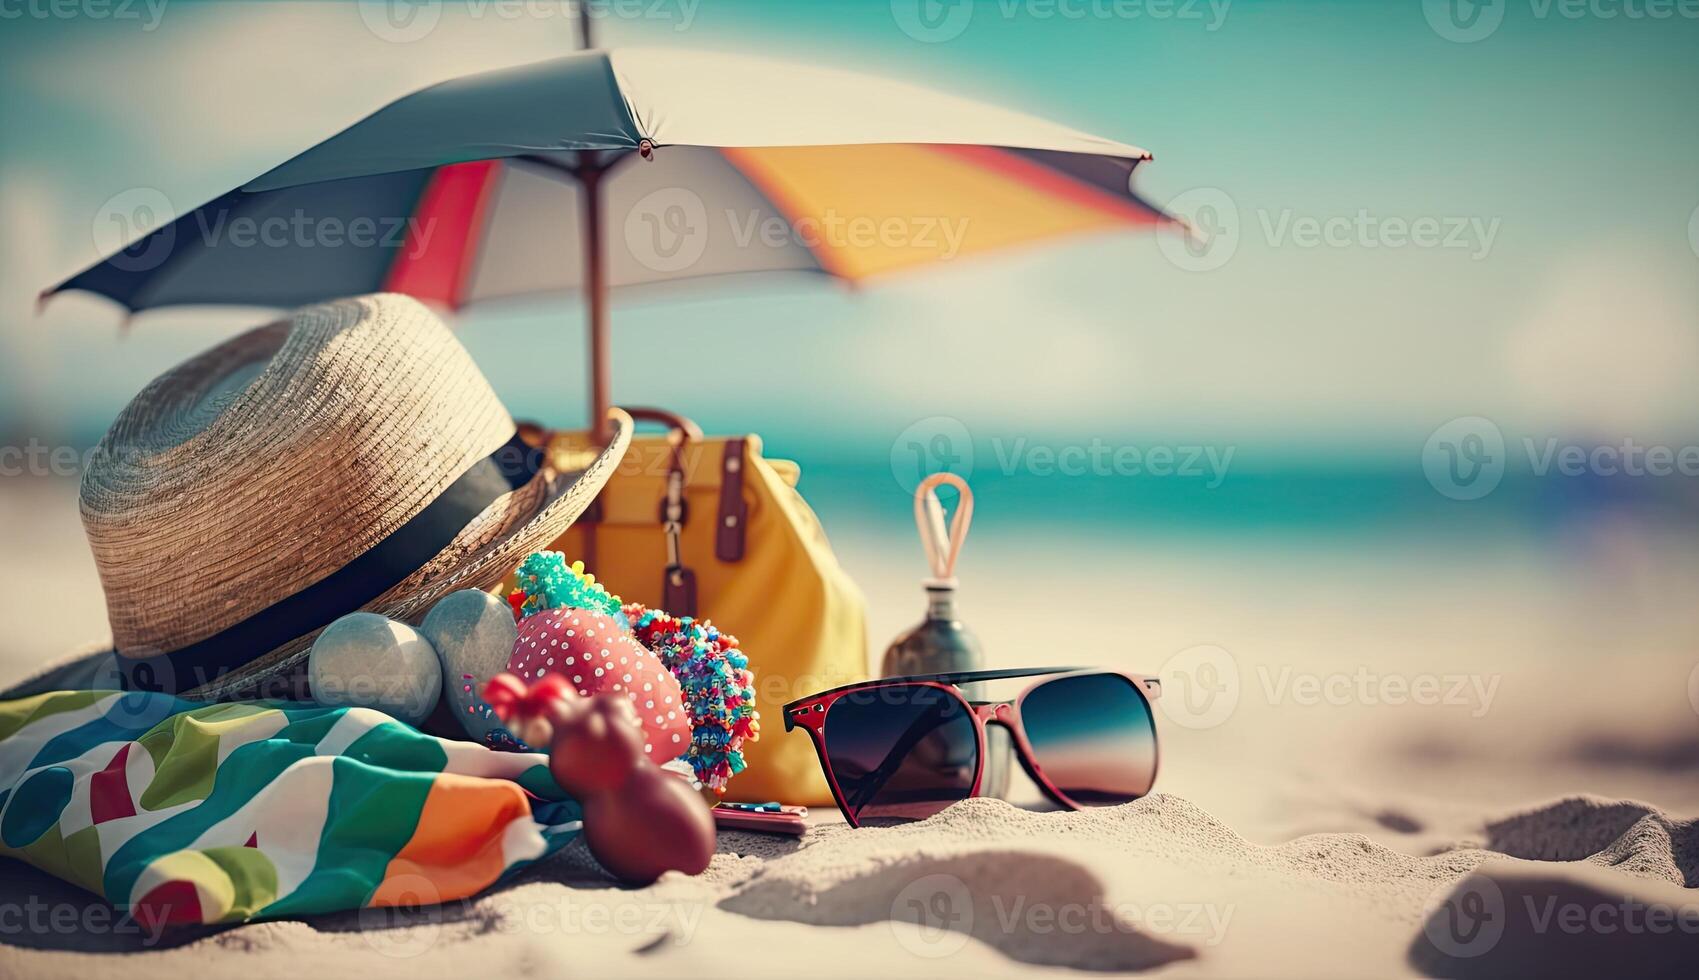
[308,612,441,725]
[420,589,519,745]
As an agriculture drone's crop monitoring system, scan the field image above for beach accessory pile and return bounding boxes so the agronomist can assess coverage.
[508,552,759,792]
[627,605,760,794]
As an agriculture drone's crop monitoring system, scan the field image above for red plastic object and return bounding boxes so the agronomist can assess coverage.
[484,671,715,883]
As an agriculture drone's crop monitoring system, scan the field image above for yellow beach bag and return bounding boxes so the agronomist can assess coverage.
[516,409,868,804]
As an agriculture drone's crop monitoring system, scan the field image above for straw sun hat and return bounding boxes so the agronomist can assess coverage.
[60,293,628,700]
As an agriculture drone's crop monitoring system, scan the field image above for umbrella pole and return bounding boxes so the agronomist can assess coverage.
[581,162,611,446]
[580,6,605,444]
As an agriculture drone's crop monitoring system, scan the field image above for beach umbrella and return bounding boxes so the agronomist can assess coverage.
[44,46,1172,443]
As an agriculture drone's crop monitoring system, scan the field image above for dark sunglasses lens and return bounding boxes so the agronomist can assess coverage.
[1020,673,1157,806]
[823,684,978,824]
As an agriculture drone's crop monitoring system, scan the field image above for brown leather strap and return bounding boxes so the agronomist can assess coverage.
[663,564,697,617]
[716,438,748,562]
[646,409,697,616]
[660,462,694,615]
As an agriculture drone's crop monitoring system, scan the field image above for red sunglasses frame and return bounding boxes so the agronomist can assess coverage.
[783,667,1163,828]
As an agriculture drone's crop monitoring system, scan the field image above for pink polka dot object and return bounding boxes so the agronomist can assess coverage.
[507,607,690,763]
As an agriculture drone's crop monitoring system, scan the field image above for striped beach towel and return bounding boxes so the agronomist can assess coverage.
[0,690,581,927]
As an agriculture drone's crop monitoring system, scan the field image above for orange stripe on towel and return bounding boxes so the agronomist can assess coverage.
[368,773,533,907]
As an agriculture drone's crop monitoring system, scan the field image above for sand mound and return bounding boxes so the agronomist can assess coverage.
[1482,795,1698,886]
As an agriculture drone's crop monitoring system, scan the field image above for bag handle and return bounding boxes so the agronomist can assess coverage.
[519,410,710,615]
[914,472,974,583]
[621,406,704,442]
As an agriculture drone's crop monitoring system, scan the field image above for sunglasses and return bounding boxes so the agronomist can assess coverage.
[783,667,1162,827]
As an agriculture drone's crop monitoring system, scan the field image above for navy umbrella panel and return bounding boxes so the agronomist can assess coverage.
[64,170,443,311]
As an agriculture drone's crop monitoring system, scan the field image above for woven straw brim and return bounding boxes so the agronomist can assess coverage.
[190,407,631,700]
[29,409,631,703]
